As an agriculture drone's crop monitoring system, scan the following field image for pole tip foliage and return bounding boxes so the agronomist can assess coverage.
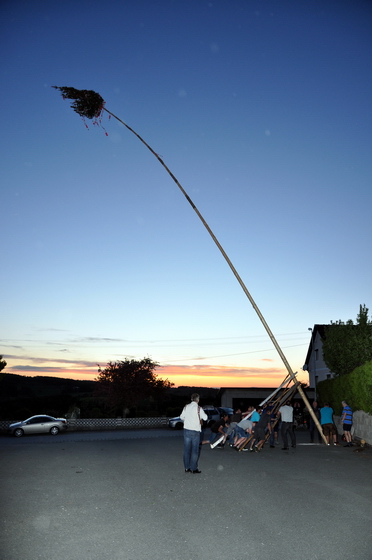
[52,86,105,119]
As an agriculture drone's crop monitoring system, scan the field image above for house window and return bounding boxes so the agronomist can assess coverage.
[315,348,319,361]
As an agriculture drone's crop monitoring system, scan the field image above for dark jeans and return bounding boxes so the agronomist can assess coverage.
[281,421,296,448]
[269,421,280,445]
[309,419,322,442]
[183,429,201,471]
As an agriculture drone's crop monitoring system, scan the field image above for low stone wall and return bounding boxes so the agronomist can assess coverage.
[334,411,372,445]
[0,417,169,434]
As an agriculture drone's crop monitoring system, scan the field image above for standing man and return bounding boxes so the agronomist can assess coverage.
[309,401,322,443]
[180,393,207,473]
[341,400,353,447]
[319,402,338,445]
[278,400,296,450]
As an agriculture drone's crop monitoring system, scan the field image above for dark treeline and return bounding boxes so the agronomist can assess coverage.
[0,374,219,420]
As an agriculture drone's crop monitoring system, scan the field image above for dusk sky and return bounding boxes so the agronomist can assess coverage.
[1,0,371,388]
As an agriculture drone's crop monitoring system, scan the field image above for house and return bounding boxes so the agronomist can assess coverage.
[303,324,335,394]
[218,386,314,410]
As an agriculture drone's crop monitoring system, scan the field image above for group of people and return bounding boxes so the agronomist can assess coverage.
[180,393,354,473]
[203,403,287,452]
[309,399,354,447]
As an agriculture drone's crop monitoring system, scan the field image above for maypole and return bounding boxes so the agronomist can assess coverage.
[53,86,326,444]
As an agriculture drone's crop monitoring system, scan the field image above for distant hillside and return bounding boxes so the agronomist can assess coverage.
[0,373,96,399]
[0,373,96,420]
[0,374,221,420]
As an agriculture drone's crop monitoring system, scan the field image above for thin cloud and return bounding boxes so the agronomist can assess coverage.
[158,364,284,378]
[5,355,97,367]
[37,328,69,332]
[11,366,76,373]
[71,337,126,343]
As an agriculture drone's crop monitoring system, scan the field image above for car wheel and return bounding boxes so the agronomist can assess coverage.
[14,428,24,437]
[50,426,59,435]
[175,422,183,430]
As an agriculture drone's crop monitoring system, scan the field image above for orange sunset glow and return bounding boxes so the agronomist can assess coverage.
[6,359,308,388]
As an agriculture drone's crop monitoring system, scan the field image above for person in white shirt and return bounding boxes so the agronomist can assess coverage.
[180,393,208,473]
[278,400,296,450]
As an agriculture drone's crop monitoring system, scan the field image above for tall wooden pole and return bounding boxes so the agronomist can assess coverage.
[104,106,327,445]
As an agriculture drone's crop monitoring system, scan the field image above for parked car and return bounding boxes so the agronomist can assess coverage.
[168,416,184,429]
[168,406,233,429]
[217,407,234,417]
[8,415,67,437]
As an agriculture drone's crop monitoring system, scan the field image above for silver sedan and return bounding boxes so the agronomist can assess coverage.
[8,415,67,437]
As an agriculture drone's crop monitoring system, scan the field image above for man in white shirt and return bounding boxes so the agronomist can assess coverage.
[278,400,296,450]
[180,393,208,473]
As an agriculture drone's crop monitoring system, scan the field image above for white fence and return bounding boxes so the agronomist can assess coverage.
[0,417,169,433]
[2,412,371,443]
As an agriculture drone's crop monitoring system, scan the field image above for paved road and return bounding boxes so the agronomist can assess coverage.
[0,428,183,445]
[1,429,371,560]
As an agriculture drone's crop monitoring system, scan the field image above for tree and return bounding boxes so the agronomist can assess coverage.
[95,357,173,417]
[0,355,7,383]
[322,304,372,376]
[0,356,6,373]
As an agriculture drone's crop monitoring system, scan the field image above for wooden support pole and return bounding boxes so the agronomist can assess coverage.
[296,383,327,445]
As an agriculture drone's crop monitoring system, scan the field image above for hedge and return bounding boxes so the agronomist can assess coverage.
[316,360,372,415]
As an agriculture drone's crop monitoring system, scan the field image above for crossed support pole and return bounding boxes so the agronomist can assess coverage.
[237,375,327,451]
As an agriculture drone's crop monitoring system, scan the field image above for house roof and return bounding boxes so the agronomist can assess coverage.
[303,324,327,368]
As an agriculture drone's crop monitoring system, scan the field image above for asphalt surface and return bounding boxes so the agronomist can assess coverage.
[0,428,371,560]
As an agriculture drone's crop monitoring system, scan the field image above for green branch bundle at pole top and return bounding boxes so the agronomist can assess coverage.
[52,86,325,443]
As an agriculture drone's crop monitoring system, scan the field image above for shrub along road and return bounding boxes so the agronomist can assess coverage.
[0,429,371,560]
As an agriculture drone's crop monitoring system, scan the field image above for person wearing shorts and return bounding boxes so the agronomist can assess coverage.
[231,417,253,449]
[319,402,338,445]
[341,400,353,447]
